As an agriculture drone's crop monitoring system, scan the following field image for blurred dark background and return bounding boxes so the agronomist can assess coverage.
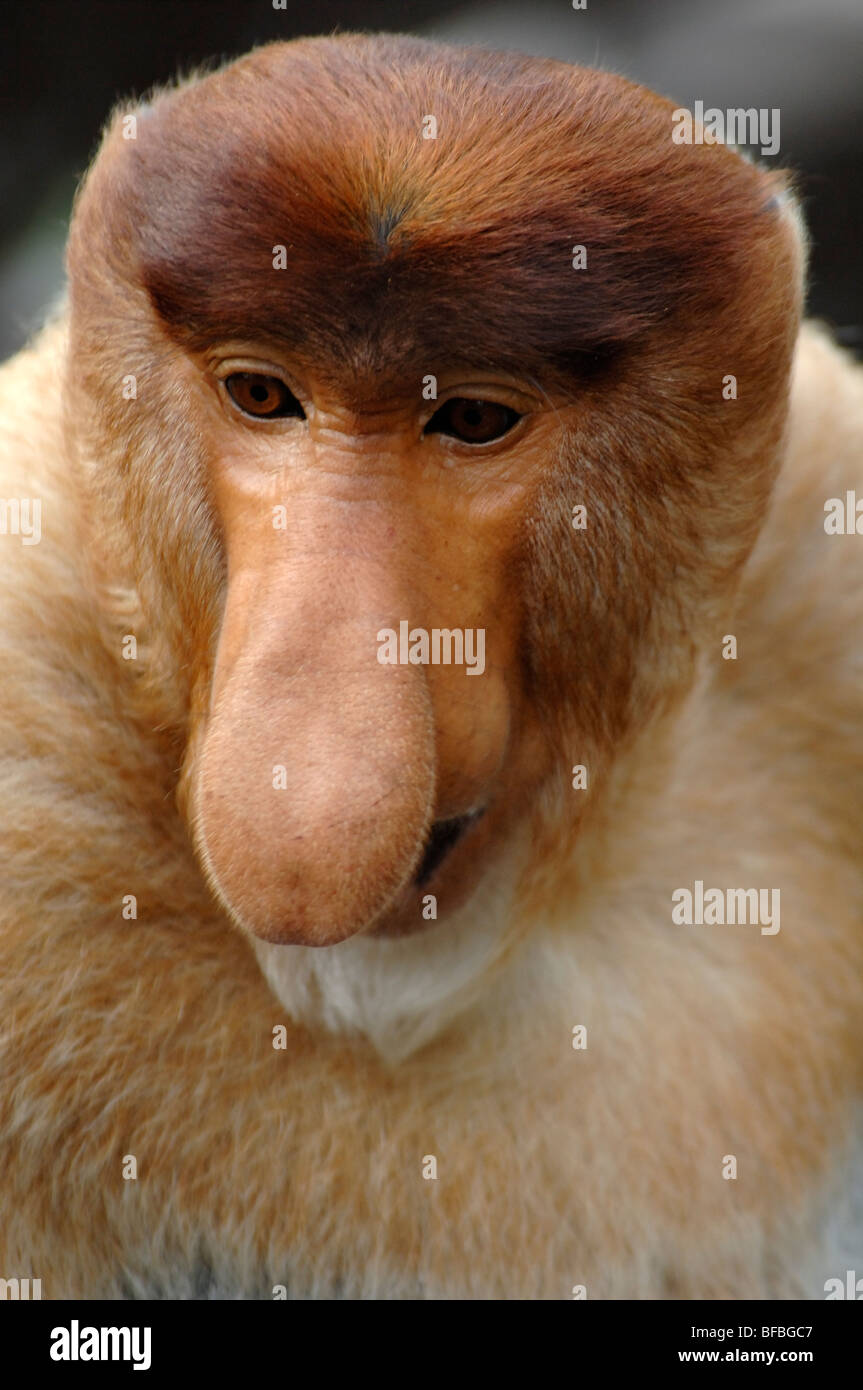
[1,0,861,360]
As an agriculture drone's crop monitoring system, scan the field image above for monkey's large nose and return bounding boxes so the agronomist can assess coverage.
[193,556,436,946]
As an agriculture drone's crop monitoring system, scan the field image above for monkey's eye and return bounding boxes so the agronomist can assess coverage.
[424,398,521,445]
[224,373,305,419]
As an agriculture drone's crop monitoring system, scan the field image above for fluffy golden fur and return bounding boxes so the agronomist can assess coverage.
[1,35,862,1298]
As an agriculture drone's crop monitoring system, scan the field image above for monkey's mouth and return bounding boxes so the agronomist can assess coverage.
[413,810,483,886]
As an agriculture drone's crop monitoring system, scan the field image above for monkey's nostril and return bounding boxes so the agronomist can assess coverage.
[414,811,482,886]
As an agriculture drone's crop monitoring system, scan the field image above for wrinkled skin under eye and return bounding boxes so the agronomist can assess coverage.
[425,398,521,444]
[225,373,306,419]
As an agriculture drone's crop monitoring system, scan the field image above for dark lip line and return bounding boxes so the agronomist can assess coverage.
[413,808,485,887]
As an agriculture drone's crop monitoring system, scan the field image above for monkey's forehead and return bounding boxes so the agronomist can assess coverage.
[88,34,788,390]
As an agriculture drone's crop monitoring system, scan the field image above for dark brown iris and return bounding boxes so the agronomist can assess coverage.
[225,373,304,419]
[425,398,520,444]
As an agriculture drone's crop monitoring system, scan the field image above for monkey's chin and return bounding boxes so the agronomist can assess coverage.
[250,827,528,1063]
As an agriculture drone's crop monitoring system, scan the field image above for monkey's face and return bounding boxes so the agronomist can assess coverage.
[187,349,565,945]
[65,35,803,958]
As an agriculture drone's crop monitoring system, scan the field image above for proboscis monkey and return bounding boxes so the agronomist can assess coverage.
[1,33,862,1300]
